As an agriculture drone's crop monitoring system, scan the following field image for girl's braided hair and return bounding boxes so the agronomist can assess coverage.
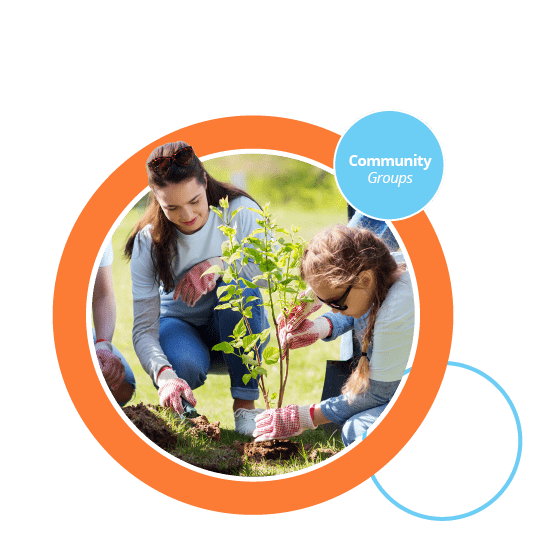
[300,225,404,400]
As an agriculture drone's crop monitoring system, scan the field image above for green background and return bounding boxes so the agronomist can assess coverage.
[2,2,558,549]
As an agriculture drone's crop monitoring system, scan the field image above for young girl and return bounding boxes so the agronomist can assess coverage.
[125,142,269,435]
[253,225,415,445]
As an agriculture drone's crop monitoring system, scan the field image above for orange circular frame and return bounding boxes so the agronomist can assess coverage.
[53,116,452,514]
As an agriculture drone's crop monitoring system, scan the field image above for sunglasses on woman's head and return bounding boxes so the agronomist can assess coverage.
[148,146,194,175]
[315,285,353,311]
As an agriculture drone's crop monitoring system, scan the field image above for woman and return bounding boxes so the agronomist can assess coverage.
[125,142,269,435]
[94,243,136,405]
[253,225,415,445]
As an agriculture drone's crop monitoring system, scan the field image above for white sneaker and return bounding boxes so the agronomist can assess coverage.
[234,408,265,436]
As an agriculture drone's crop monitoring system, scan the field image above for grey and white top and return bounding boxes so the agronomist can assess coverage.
[322,252,415,382]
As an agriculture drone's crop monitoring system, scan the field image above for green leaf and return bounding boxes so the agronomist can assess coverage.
[233,319,247,339]
[247,207,264,216]
[241,354,259,366]
[238,277,258,289]
[243,308,253,318]
[245,296,260,304]
[217,284,236,298]
[201,264,224,277]
[242,374,251,385]
[229,206,244,219]
[242,334,260,351]
[254,366,268,377]
[212,342,234,354]
[214,303,232,310]
[263,346,280,365]
[270,393,278,400]
[258,328,271,343]
[246,228,265,239]
[210,206,223,219]
[219,225,236,238]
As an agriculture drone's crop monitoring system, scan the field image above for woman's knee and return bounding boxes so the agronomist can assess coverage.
[159,319,210,388]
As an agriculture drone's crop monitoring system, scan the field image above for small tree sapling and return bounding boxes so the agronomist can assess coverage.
[203,197,311,409]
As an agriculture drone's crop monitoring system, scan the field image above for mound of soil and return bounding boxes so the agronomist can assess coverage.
[123,403,178,451]
[184,415,221,441]
[235,439,303,462]
[308,447,337,461]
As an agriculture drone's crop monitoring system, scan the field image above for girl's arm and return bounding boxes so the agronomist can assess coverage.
[321,311,355,341]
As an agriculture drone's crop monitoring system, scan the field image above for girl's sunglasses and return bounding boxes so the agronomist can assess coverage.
[148,146,194,175]
[315,285,353,311]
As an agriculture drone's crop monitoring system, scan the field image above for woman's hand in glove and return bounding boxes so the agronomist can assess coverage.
[173,257,224,307]
[156,367,196,414]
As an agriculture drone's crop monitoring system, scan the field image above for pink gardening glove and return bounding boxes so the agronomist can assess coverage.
[278,316,332,359]
[173,257,224,307]
[277,288,324,359]
[285,288,323,332]
[253,404,316,442]
[157,368,196,414]
[95,341,125,390]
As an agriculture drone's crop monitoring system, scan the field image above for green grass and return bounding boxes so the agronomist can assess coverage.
[110,194,348,432]
[146,404,346,477]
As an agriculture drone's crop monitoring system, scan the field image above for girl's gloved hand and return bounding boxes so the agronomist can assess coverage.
[95,341,126,390]
[173,257,224,307]
[253,404,316,442]
[277,288,325,358]
[157,367,196,414]
[278,316,332,359]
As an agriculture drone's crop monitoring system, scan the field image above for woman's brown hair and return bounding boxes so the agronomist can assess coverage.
[300,225,404,401]
[124,141,259,293]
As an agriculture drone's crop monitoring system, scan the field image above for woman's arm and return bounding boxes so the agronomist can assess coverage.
[92,265,116,342]
[130,229,172,381]
[132,295,172,382]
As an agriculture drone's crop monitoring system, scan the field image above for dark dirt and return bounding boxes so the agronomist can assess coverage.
[123,403,178,450]
[235,439,303,462]
[184,415,221,441]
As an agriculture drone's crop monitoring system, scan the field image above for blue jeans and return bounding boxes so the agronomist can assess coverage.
[158,280,270,401]
[320,379,400,446]
[92,330,136,406]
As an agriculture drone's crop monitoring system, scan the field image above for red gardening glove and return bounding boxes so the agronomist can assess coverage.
[277,288,324,359]
[253,404,316,442]
[173,258,224,307]
[278,316,332,359]
[285,288,323,332]
[95,341,125,390]
[157,368,196,414]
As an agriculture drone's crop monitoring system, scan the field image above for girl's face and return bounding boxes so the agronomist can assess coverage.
[309,270,375,319]
[153,177,210,235]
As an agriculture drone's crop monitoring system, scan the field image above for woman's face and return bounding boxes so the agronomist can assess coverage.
[153,177,210,235]
[309,270,375,319]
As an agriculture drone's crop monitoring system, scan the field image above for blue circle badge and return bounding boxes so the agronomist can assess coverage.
[334,111,444,220]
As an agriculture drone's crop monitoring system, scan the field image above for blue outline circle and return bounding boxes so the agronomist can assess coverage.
[366,361,522,521]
